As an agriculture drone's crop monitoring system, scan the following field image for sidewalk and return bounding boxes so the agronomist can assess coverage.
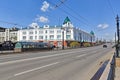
[0,50,14,54]
[115,67,120,80]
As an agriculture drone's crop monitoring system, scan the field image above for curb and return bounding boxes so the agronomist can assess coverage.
[99,52,114,80]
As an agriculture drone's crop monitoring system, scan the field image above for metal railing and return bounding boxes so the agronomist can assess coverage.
[107,53,115,80]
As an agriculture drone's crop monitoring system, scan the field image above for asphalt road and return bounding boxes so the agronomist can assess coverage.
[0,44,114,80]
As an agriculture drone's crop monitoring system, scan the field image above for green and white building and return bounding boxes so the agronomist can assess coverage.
[0,17,95,47]
[18,17,95,47]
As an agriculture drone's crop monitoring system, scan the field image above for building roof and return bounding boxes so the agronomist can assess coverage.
[21,25,62,30]
[10,27,20,31]
[90,31,94,35]
[0,27,6,32]
[63,16,71,24]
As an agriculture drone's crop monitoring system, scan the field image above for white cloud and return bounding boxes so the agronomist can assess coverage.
[105,33,109,36]
[41,1,50,12]
[29,22,39,28]
[35,16,49,23]
[97,24,109,29]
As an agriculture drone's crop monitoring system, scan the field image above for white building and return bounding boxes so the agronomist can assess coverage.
[18,17,95,47]
[0,27,18,43]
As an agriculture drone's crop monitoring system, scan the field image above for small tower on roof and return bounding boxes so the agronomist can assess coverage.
[90,31,94,35]
[63,16,71,24]
[62,16,73,28]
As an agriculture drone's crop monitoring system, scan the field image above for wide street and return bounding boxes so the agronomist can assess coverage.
[0,44,114,80]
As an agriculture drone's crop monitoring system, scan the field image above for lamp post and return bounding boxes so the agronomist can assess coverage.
[62,30,64,49]
[79,33,82,47]
[116,15,119,44]
[116,15,120,57]
[91,36,92,46]
[79,33,82,42]
[61,27,66,50]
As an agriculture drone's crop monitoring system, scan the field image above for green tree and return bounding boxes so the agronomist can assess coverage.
[70,41,80,48]
[83,43,91,47]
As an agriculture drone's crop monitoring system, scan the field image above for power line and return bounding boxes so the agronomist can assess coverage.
[59,0,95,27]
[107,0,116,17]
[54,0,67,9]
[53,0,90,26]
[0,20,27,28]
[0,20,18,26]
[46,0,94,29]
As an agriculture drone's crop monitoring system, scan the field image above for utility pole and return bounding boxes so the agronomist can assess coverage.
[115,32,116,44]
[91,36,92,45]
[116,15,119,44]
[62,30,64,50]
[116,15,120,57]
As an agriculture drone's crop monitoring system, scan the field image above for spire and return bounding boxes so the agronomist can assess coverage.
[63,16,71,24]
[90,31,94,35]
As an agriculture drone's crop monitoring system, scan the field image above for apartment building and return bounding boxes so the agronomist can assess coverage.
[0,27,19,43]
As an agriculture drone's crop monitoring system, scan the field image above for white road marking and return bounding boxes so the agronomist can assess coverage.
[76,54,87,58]
[0,50,87,65]
[91,51,98,53]
[14,62,59,76]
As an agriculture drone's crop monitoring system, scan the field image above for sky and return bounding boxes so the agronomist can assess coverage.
[0,0,120,41]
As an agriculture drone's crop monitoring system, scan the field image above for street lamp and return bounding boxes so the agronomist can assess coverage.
[91,36,92,45]
[61,27,65,50]
[116,15,120,57]
[79,33,82,46]
[116,15,119,44]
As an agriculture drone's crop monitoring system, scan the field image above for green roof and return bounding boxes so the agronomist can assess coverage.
[90,31,94,35]
[63,16,71,24]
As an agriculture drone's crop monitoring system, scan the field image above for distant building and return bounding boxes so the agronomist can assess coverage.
[0,17,95,47]
[0,27,19,43]
[18,17,95,47]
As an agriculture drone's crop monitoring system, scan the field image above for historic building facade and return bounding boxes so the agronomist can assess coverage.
[18,17,95,47]
[0,17,95,47]
[0,27,18,43]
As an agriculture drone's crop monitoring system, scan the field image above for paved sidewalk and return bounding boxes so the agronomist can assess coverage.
[115,67,120,80]
[0,50,14,53]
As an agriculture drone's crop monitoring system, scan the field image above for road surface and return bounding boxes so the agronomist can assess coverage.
[0,44,114,80]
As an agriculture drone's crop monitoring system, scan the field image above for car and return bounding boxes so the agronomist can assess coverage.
[103,44,107,48]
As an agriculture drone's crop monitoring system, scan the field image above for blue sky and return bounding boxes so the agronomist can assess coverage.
[0,0,120,41]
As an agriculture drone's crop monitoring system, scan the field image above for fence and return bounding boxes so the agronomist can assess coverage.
[107,53,115,80]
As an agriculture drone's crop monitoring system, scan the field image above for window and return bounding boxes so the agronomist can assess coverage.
[39,31,43,34]
[50,30,54,34]
[45,30,47,33]
[35,31,37,34]
[45,35,47,39]
[57,30,61,33]
[66,35,71,39]
[57,35,61,39]
[23,36,26,40]
[66,30,71,34]
[35,36,37,39]
[22,32,26,35]
[39,36,43,39]
[50,35,54,40]
[29,31,33,34]
[29,36,33,40]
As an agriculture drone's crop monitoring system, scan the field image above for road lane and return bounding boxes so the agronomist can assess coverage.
[12,49,114,80]
[0,44,114,80]
[0,45,103,63]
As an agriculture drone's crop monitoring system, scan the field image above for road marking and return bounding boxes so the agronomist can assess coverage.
[92,51,97,53]
[14,62,59,76]
[0,50,87,65]
[76,54,87,58]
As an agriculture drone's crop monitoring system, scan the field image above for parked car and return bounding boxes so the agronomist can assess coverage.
[103,44,107,48]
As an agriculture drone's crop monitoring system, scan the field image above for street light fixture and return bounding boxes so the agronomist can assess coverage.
[61,27,65,50]
[116,15,119,44]
[116,15,120,57]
